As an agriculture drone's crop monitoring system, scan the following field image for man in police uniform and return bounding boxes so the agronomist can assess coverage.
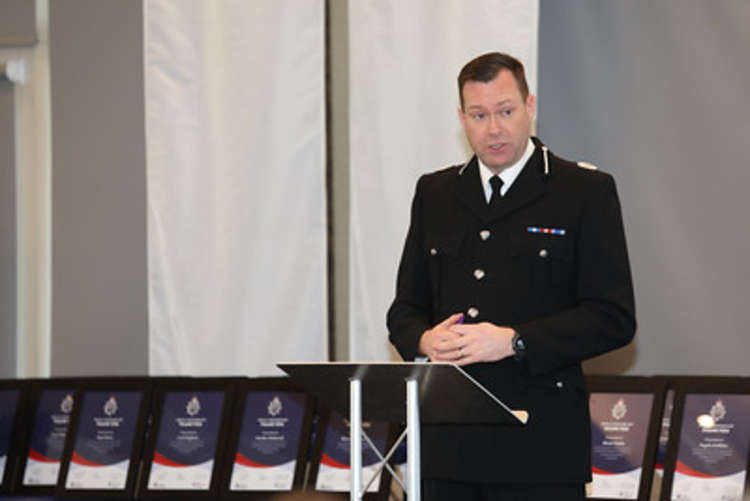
[387,52,636,500]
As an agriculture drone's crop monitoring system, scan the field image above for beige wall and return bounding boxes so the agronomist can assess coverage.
[49,0,148,375]
[0,81,16,376]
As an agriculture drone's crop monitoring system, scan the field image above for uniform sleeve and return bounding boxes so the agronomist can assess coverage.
[513,174,636,376]
[387,176,434,361]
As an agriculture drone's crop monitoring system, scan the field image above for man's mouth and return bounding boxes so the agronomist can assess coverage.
[489,143,506,151]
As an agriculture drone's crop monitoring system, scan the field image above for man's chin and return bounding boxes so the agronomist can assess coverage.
[479,154,512,173]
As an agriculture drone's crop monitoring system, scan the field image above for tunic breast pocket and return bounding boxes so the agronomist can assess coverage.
[510,234,575,291]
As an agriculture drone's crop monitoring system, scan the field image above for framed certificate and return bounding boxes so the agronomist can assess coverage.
[649,376,746,501]
[221,377,314,499]
[585,376,666,501]
[14,379,79,497]
[309,407,393,501]
[0,379,26,494]
[56,379,152,499]
[138,378,239,500]
[660,378,750,501]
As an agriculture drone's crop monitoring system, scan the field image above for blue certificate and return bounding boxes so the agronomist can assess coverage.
[64,391,142,490]
[671,393,750,500]
[0,390,20,486]
[22,389,75,486]
[229,391,306,491]
[588,392,654,498]
[315,410,388,493]
[147,391,225,491]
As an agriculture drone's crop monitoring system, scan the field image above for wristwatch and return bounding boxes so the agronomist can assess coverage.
[512,332,526,360]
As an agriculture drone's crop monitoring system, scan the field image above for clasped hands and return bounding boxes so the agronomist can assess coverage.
[418,313,516,366]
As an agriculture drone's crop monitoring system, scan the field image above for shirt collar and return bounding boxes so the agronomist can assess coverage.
[478,138,536,201]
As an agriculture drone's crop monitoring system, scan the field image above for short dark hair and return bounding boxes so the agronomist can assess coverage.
[458,52,529,109]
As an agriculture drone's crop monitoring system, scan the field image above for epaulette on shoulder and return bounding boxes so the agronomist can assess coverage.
[435,163,459,173]
[426,165,457,179]
[432,161,466,175]
[577,161,598,171]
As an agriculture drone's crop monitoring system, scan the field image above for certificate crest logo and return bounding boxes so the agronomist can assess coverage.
[186,396,201,417]
[709,400,726,423]
[61,394,74,414]
[104,396,118,416]
[611,398,627,420]
[268,396,283,416]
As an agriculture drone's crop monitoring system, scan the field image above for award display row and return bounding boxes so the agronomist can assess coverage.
[0,377,395,500]
[3,375,750,501]
[585,376,750,501]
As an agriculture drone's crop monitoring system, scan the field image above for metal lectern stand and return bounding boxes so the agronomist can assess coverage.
[278,362,528,501]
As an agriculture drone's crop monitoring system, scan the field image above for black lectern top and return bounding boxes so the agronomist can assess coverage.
[278,362,527,426]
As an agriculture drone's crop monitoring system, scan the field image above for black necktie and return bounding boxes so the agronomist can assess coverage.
[490,175,503,206]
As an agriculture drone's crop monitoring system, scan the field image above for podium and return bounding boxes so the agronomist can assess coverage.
[278,362,527,500]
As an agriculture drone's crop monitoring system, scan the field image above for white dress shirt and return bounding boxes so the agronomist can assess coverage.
[478,138,536,203]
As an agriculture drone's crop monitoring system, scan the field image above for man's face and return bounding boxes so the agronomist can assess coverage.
[459,69,536,173]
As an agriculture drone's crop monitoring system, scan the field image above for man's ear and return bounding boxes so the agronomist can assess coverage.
[526,94,536,119]
[457,106,467,127]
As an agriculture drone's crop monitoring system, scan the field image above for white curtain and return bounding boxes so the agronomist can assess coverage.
[348,0,539,361]
[145,0,327,375]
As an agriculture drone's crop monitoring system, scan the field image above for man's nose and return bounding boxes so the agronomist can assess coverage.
[488,114,503,135]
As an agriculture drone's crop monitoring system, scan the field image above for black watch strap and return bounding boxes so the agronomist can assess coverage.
[512,332,526,360]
